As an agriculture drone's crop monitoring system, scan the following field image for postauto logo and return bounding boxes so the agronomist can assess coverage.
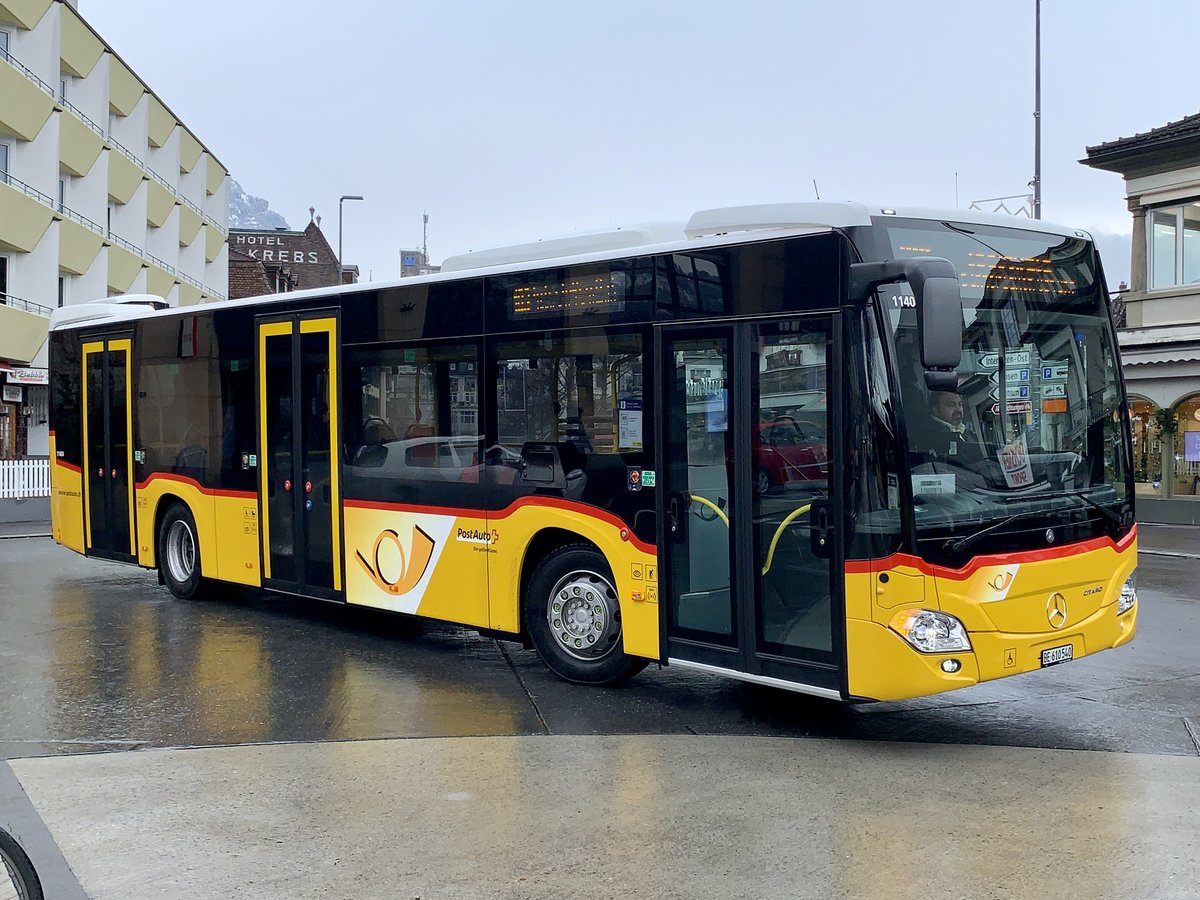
[355,526,436,595]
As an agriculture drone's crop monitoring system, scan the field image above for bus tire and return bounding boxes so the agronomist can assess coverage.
[158,502,206,600]
[524,545,646,686]
[0,827,44,900]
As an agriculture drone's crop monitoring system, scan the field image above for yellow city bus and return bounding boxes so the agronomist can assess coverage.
[47,203,1138,701]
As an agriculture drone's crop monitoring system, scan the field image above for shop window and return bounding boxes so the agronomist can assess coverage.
[1173,395,1200,497]
[1129,398,1163,495]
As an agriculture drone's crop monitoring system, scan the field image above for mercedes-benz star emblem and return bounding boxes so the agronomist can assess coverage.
[1045,528,1056,544]
[1046,592,1068,629]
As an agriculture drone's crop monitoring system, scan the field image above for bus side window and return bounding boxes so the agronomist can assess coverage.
[342,344,483,508]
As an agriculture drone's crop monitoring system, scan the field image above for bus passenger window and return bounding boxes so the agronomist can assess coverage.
[342,344,482,507]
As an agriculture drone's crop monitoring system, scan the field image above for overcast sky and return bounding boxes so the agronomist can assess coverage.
[83,0,1198,286]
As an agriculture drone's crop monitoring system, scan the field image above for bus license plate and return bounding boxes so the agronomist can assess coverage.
[1040,644,1073,667]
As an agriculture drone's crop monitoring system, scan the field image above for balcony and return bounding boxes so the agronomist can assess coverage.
[0,174,55,252]
[2,47,227,235]
[0,49,54,141]
[0,294,51,366]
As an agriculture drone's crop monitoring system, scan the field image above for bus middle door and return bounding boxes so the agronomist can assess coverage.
[256,313,343,600]
[81,335,136,562]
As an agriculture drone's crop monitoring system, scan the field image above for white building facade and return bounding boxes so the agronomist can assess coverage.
[1,0,229,459]
[1083,112,1200,524]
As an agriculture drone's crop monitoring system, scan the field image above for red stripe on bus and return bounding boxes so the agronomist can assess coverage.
[344,494,657,555]
[843,525,1136,581]
[56,459,81,474]
[134,472,257,500]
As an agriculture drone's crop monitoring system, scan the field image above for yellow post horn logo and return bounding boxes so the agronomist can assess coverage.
[355,526,436,595]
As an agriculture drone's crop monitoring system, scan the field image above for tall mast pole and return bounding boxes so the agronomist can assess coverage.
[1033,0,1042,219]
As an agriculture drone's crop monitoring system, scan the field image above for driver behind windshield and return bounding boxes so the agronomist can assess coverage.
[911,390,986,467]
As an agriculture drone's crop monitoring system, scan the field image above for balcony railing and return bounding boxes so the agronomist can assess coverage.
[2,48,228,236]
[145,252,175,275]
[1,174,221,296]
[107,230,143,256]
[0,294,53,317]
[1,171,55,207]
[1,47,54,97]
[58,202,104,235]
[60,97,104,137]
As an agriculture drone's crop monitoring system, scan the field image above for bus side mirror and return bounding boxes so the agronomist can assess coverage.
[848,256,963,392]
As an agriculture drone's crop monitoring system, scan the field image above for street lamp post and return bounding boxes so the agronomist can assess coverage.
[338,194,363,266]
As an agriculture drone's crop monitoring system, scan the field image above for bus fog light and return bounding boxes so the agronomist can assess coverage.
[1117,572,1137,615]
[889,609,972,654]
[940,659,962,674]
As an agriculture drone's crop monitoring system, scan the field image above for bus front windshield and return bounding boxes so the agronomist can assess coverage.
[880,219,1132,559]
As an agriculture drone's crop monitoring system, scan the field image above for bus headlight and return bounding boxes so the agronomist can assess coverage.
[889,609,972,654]
[1117,572,1137,615]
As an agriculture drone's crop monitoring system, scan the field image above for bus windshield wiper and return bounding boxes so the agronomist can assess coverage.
[944,510,1049,555]
[1046,490,1126,533]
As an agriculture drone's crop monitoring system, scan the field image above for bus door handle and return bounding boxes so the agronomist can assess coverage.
[810,498,833,559]
[668,493,686,540]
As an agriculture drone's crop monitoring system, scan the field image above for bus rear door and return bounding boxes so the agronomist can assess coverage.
[657,317,845,699]
[81,335,136,562]
[256,313,343,600]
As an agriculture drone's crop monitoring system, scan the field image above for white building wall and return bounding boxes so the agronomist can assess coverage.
[70,144,108,226]
[205,241,228,294]
[147,205,178,262]
[11,106,58,199]
[109,89,148,163]
[179,226,205,281]
[75,246,109,304]
[110,179,148,250]
[9,2,56,87]
[10,221,59,310]
[147,123,178,183]
[179,156,203,209]
[73,51,107,130]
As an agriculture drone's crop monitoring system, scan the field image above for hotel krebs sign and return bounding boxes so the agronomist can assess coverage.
[233,233,322,265]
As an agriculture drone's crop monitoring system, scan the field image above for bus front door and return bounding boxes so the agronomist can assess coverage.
[257,314,343,600]
[81,336,136,562]
[658,318,844,699]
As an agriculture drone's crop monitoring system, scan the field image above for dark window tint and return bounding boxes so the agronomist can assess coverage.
[50,334,82,466]
[491,329,653,542]
[343,343,483,508]
[341,280,484,345]
[136,316,220,484]
[486,259,654,332]
[662,235,841,319]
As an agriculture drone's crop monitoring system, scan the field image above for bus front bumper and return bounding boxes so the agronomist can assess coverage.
[846,599,1137,703]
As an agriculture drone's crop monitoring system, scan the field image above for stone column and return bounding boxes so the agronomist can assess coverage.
[1128,201,1147,293]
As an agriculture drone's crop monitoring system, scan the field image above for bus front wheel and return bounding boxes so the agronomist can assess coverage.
[524,545,646,686]
[159,503,206,600]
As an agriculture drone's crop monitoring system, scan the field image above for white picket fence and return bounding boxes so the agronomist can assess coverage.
[0,457,51,499]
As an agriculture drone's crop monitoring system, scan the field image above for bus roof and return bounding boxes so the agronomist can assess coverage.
[49,202,1093,332]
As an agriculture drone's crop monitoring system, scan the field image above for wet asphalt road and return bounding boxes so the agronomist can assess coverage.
[0,537,1197,760]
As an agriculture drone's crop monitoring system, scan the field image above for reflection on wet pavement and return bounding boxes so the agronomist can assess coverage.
[1,539,1198,758]
[1,541,540,757]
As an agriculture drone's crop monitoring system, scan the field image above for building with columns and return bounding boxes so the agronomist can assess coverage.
[0,0,229,458]
[1083,112,1200,523]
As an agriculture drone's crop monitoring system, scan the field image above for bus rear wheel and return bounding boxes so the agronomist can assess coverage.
[159,503,206,600]
[524,545,646,686]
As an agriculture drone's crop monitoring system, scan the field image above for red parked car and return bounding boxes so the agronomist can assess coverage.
[752,415,827,494]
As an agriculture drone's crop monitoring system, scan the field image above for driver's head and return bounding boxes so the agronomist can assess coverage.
[930,391,963,427]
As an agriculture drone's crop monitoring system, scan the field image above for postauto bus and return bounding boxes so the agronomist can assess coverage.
[47,202,1137,702]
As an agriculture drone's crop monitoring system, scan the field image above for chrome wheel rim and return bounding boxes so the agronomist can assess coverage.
[755,470,771,494]
[546,569,621,661]
[166,519,196,585]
